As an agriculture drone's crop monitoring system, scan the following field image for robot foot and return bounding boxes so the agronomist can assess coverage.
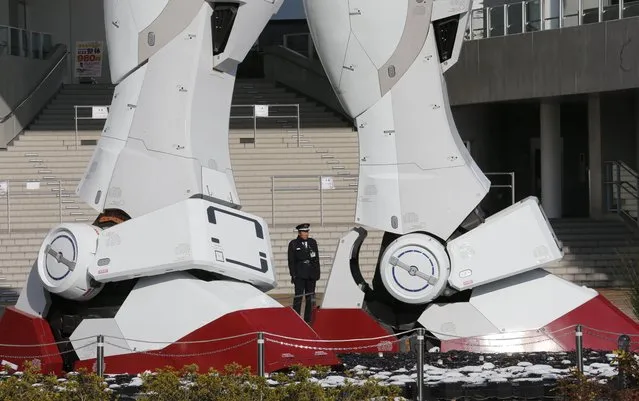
[0,273,339,375]
[421,269,639,353]
[318,226,639,354]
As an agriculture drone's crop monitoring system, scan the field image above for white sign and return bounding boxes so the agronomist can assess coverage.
[0,181,6,194]
[321,176,335,190]
[254,105,269,117]
[92,106,109,119]
[75,41,104,78]
[26,182,40,190]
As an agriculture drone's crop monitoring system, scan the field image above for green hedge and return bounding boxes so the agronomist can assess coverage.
[0,362,403,401]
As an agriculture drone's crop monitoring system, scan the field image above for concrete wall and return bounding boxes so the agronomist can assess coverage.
[447,18,639,106]
[0,45,67,147]
[0,50,57,115]
[263,46,347,119]
[601,91,636,168]
[26,0,109,83]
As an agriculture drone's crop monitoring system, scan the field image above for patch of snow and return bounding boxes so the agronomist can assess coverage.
[482,363,495,370]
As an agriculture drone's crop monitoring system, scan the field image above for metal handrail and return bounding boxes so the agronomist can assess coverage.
[0,178,82,233]
[280,0,639,45]
[0,49,69,124]
[73,103,303,148]
[282,32,316,61]
[74,105,110,149]
[465,0,639,40]
[604,160,639,225]
[615,160,639,181]
[271,174,355,226]
[270,171,516,226]
[230,104,301,146]
[485,172,516,206]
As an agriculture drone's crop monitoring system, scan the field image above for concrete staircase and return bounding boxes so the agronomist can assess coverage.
[547,218,639,288]
[28,79,351,132]
[29,84,114,131]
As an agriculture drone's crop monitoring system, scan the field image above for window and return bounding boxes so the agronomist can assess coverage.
[211,3,239,56]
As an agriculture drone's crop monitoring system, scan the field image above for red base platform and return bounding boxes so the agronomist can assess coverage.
[0,307,63,374]
[0,306,340,376]
[441,295,639,352]
[311,308,399,353]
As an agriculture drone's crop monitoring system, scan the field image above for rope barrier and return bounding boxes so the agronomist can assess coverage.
[0,323,634,350]
[0,335,97,348]
[582,325,639,337]
[425,325,578,340]
[436,331,576,349]
[0,341,97,359]
[103,331,259,345]
[265,336,408,352]
[104,339,256,358]
[0,326,633,348]
[263,328,418,343]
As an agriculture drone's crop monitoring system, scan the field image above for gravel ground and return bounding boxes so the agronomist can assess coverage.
[0,349,623,400]
[103,348,621,400]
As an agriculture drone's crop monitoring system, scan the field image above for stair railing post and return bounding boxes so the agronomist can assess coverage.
[616,163,622,215]
[511,172,516,205]
[6,180,10,233]
[58,180,62,223]
[319,176,324,226]
[296,104,301,148]
[271,176,275,225]
[253,105,257,144]
[74,105,79,150]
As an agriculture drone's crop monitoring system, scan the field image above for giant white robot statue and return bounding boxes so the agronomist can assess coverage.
[304,0,639,352]
[0,0,637,376]
[0,0,340,375]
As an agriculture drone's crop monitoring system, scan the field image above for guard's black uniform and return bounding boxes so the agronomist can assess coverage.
[288,232,320,323]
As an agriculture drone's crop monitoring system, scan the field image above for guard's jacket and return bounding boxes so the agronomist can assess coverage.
[288,236,320,280]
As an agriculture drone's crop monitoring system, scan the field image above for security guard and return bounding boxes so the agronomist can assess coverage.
[288,223,320,323]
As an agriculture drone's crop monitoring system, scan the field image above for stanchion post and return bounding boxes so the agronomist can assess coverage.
[96,334,105,377]
[576,324,584,373]
[417,328,425,401]
[257,332,265,377]
[618,334,631,390]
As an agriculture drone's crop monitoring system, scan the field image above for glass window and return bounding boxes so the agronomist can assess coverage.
[31,31,41,59]
[9,27,19,56]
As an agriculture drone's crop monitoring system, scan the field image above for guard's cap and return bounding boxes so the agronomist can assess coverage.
[296,223,310,232]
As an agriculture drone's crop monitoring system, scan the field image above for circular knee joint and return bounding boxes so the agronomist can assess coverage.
[380,233,450,304]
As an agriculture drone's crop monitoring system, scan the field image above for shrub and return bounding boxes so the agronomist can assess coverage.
[0,361,401,401]
[555,351,639,401]
[138,363,401,401]
[0,361,113,401]
[554,367,611,400]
